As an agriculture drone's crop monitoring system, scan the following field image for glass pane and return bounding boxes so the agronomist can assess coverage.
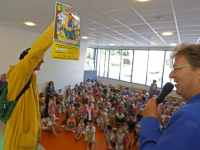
[146,51,165,88]
[97,49,101,76]
[120,50,133,82]
[132,50,148,84]
[99,49,105,77]
[163,51,173,87]
[86,48,95,70]
[104,50,109,78]
[108,50,121,79]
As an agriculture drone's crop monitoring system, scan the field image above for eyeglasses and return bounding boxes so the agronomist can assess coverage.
[172,64,191,73]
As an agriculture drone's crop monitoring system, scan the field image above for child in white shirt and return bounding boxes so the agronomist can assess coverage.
[47,115,62,137]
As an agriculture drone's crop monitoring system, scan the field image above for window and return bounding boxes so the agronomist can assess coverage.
[146,51,165,88]
[132,50,149,84]
[86,48,95,70]
[99,49,105,77]
[120,50,133,82]
[108,50,121,79]
[163,51,173,87]
[104,50,109,78]
[95,48,175,90]
[97,49,101,76]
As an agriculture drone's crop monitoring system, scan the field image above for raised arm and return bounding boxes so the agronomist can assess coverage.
[15,21,54,78]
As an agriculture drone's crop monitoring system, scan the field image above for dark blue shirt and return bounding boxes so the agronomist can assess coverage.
[140,93,200,150]
[0,81,7,88]
[46,85,55,98]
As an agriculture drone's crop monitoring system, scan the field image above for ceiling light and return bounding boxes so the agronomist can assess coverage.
[155,17,161,21]
[162,32,173,36]
[24,22,36,26]
[109,44,114,46]
[137,0,149,1]
[170,43,177,46]
[82,36,88,39]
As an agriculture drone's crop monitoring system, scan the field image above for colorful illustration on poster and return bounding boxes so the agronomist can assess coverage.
[51,2,81,60]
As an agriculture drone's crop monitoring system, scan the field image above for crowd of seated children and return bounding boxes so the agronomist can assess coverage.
[39,79,184,149]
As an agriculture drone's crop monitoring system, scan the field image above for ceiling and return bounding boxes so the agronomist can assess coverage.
[0,0,200,47]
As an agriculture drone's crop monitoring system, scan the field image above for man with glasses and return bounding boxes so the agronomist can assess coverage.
[139,43,200,150]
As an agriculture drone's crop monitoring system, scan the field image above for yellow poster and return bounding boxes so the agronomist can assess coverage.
[51,2,81,60]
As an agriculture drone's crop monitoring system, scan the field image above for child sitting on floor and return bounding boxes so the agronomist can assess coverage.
[61,105,71,125]
[48,104,55,115]
[105,102,111,114]
[127,112,136,133]
[75,118,85,140]
[130,125,140,150]
[123,125,130,150]
[106,125,116,143]
[82,93,89,105]
[58,89,64,100]
[111,99,118,110]
[83,113,89,128]
[73,103,80,117]
[116,108,125,127]
[47,115,62,137]
[85,120,96,150]
[116,127,125,150]
[88,92,93,106]
[108,108,116,126]
[82,104,89,119]
[66,85,72,95]
[98,98,104,112]
[95,91,100,101]
[91,102,100,123]
[57,101,66,117]
[97,112,108,133]
[65,113,76,132]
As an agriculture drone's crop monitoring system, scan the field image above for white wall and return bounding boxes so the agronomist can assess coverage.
[97,77,182,99]
[0,25,87,95]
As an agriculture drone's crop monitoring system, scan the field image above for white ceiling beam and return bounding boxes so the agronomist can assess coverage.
[170,0,181,44]
[196,37,200,44]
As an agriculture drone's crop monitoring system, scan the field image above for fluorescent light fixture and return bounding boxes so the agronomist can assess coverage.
[150,42,155,45]
[24,22,36,26]
[162,32,173,36]
[138,0,149,1]
[170,43,177,46]
[82,36,88,39]
[109,44,114,46]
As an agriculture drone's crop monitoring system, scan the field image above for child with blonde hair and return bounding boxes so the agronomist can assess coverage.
[98,98,104,112]
[57,101,66,117]
[108,108,116,126]
[75,118,85,140]
[65,113,76,132]
[116,127,125,150]
[91,102,100,123]
[47,115,62,137]
[97,112,108,133]
[123,125,131,150]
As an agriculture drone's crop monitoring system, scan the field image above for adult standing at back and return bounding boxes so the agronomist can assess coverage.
[149,80,160,99]
[0,74,7,88]
[4,21,54,150]
[140,43,200,149]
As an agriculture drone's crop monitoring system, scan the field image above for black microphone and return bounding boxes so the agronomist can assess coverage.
[156,82,174,105]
